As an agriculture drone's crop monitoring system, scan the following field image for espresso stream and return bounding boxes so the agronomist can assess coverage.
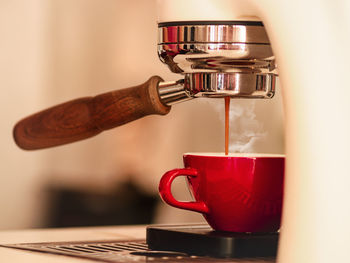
[225,97,230,155]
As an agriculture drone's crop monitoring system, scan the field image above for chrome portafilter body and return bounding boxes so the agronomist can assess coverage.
[157,21,277,105]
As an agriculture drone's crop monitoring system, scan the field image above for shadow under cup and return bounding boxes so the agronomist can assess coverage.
[159,153,285,233]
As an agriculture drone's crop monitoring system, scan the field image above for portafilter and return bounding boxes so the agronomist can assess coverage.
[14,21,277,150]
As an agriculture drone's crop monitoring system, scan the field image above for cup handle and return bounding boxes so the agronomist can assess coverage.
[159,168,209,214]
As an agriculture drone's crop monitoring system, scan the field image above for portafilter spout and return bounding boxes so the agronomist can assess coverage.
[14,21,277,150]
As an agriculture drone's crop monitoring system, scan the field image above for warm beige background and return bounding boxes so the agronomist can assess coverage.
[0,0,284,230]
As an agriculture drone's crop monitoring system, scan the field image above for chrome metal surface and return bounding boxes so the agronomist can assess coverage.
[157,21,277,102]
[158,72,275,105]
[158,21,270,44]
[1,240,275,263]
[158,43,274,74]
[158,79,192,105]
[185,72,275,98]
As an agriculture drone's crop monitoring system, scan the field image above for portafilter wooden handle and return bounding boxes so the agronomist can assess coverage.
[14,76,170,150]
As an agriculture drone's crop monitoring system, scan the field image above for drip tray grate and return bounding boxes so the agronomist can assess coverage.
[0,239,274,262]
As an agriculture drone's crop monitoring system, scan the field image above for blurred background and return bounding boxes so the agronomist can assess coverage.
[0,0,284,230]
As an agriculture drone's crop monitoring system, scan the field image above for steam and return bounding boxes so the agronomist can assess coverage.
[228,100,266,153]
[211,99,266,153]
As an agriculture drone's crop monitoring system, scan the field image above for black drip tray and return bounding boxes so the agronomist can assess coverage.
[147,224,279,259]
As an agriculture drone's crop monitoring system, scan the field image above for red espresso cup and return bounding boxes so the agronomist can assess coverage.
[159,153,285,233]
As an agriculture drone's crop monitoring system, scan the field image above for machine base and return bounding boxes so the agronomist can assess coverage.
[146,224,279,258]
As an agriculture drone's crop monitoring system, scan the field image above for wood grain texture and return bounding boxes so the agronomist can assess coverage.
[13,76,171,150]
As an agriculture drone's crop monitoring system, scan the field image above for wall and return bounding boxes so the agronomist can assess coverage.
[0,0,50,229]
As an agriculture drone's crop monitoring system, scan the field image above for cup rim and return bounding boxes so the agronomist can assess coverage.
[184,152,285,158]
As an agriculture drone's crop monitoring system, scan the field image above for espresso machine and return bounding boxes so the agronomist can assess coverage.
[157,1,350,262]
[12,0,350,262]
[155,1,350,263]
